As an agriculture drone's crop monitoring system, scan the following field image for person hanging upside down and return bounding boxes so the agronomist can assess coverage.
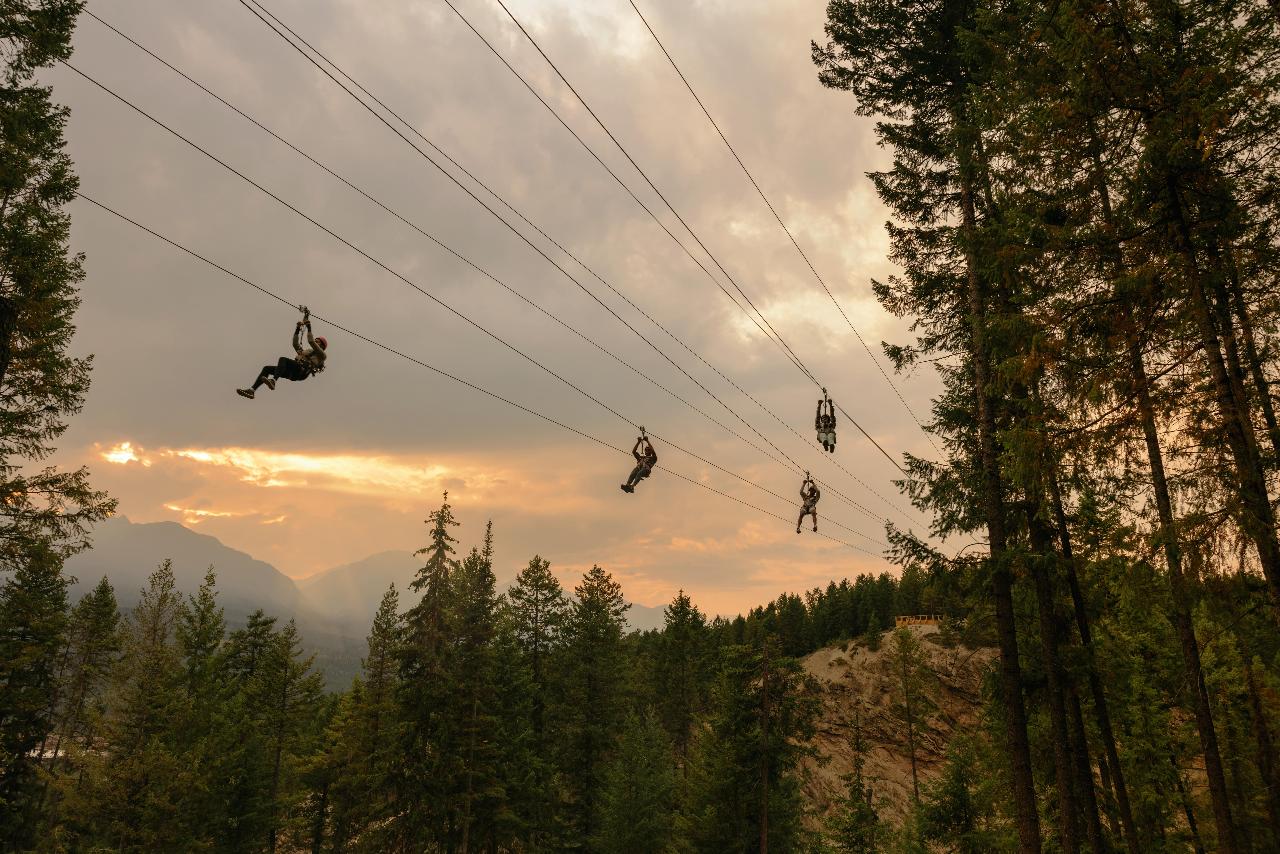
[621,435,658,493]
[796,475,820,533]
[238,309,327,400]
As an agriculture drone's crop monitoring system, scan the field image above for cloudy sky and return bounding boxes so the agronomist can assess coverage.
[50,0,941,615]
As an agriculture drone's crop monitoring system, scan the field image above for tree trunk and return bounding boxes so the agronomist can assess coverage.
[1047,464,1141,853]
[1130,333,1238,854]
[900,642,920,802]
[1168,179,1280,615]
[1245,660,1280,838]
[1172,753,1208,854]
[461,696,477,854]
[0,295,15,390]
[957,140,1042,853]
[759,639,771,854]
[1223,257,1280,464]
[1067,688,1107,853]
[1026,508,1082,853]
[1221,704,1254,851]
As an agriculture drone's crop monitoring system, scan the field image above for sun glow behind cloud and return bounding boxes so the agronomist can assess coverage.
[101,441,151,466]
[167,447,457,495]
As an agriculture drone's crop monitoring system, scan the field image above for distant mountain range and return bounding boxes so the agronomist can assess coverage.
[65,517,669,686]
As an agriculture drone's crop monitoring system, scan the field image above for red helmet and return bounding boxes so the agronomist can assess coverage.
[315,336,328,350]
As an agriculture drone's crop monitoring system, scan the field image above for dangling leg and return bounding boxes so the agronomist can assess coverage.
[238,362,277,399]
[811,509,818,532]
[796,510,804,534]
[622,464,641,493]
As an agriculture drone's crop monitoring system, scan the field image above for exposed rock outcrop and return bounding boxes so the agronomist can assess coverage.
[799,626,996,823]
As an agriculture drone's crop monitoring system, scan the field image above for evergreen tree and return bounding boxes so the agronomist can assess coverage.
[43,575,118,771]
[558,565,630,843]
[508,554,569,736]
[827,711,882,854]
[311,587,400,851]
[76,561,197,851]
[595,710,676,854]
[391,494,461,845]
[0,0,113,567]
[490,601,548,851]
[678,638,819,852]
[918,736,1001,854]
[176,568,230,842]
[0,543,68,848]
[506,553,571,848]
[654,589,709,763]
[887,627,935,802]
[219,609,279,852]
[260,619,324,853]
[449,523,505,853]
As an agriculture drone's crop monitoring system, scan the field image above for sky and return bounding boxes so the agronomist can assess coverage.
[49,0,942,616]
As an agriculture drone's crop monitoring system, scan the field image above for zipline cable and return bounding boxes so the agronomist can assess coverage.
[81,11,898,527]
[485,0,816,384]
[479,0,909,474]
[230,0,918,525]
[76,190,884,557]
[626,0,942,458]
[71,20,896,530]
[225,1,919,520]
[63,62,893,540]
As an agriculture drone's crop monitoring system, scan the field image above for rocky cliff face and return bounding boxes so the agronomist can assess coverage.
[799,626,996,823]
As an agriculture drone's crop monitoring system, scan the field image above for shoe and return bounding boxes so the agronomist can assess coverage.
[263,376,277,390]
[237,388,254,399]
[796,527,801,534]
[621,484,633,493]
[813,526,818,532]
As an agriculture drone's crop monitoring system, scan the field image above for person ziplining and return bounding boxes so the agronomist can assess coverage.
[796,473,820,533]
[621,430,658,493]
[815,389,837,452]
[238,306,327,399]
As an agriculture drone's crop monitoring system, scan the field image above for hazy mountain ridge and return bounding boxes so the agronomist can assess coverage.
[65,517,667,687]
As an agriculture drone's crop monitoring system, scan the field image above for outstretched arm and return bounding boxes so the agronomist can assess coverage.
[633,438,644,461]
[304,319,319,350]
[293,322,305,354]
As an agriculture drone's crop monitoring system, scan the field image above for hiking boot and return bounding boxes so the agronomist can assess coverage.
[237,388,255,399]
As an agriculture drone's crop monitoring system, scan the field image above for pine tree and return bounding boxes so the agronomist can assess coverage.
[654,590,709,764]
[391,494,461,845]
[507,554,569,737]
[258,620,324,852]
[827,711,881,854]
[887,627,935,802]
[505,553,571,849]
[558,565,630,842]
[0,0,114,566]
[678,637,819,852]
[43,575,118,775]
[0,542,68,848]
[449,523,505,853]
[175,568,230,842]
[309,584,400,852]
[220,609,280,852]
[595,710,676,854]
[76,560,198,851]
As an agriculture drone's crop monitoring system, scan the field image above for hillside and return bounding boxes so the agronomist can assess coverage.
[799,626,995,824]
[65,516,300,617]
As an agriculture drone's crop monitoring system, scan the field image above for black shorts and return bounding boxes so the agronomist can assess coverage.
[275,357,311,382]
